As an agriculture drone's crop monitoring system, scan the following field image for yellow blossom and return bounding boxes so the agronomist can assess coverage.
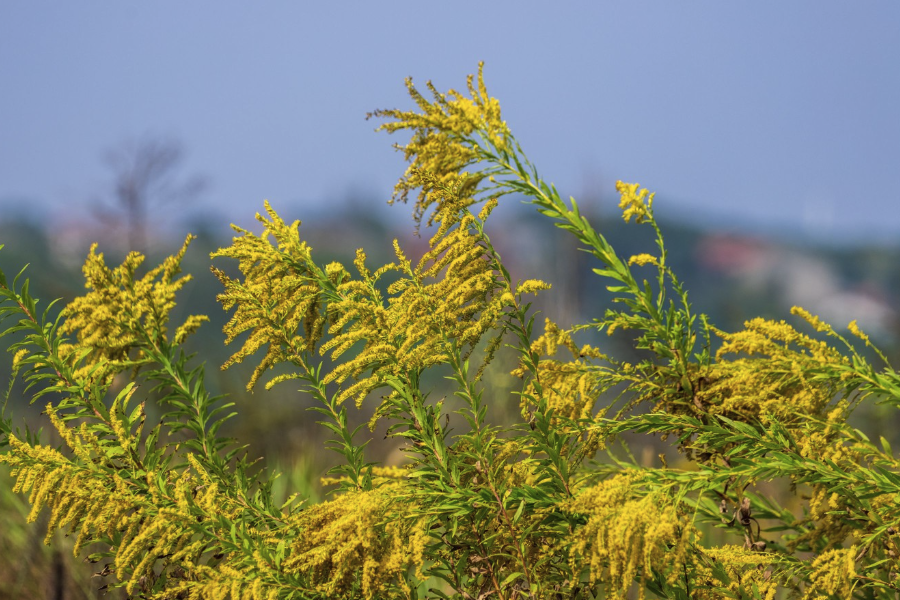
[848,319,869,342]
[11,347,28,368]
[791,306,832,333]
[368,62,510,230]
[563,474,694,598]
[628,253,658,267]
[60,235,206,383]
[516,279,552,295]
[616,181,654,224]
[803,547,857,599]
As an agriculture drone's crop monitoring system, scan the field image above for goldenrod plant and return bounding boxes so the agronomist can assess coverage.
[2,63,900,599]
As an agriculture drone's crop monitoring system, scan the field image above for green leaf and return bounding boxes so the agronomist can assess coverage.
[512,499,526,524]
[500,572,524,588]
[880,436,893,457]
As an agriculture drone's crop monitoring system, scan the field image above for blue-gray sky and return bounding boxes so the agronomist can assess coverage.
[2,2,899,243]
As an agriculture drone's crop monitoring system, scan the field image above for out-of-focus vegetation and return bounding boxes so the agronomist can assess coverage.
[1,195,897,597]
[4,203,896,470]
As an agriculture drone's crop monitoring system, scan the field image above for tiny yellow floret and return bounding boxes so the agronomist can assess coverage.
[628,253,658,267]
[791,306,831,333]
[616,181,655,224]
[847,319,869,342]
[517,279,551,295]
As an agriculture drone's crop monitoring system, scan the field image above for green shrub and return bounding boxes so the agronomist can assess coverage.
[2,64,900,599]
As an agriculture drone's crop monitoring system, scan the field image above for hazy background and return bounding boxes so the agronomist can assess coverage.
[2,2,899,242]
[2,4,900,596]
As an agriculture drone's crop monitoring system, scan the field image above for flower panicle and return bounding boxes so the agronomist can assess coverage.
[211,201,326,390]
[58,234,206,384]
[317,201,515,408]
[562,474,694,598]
[616,181,655,224]
[367,62,509,231]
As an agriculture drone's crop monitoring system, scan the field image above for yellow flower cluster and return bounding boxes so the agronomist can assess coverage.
[283,484,426,599]
[791,306,831,334]
[368,62,509,230]
[628,253,658,267]
[516,278,552,296]
[802,547,858,599]
[60,235,208,383]
[159,568,282,600]
[320,200,521,408]
[789,483,856,554]
[692,545,780,600]
[563,474,693,599]
[696,316,848,423]
[616,181,654,224]
[847,319,869,342]
[0,406,243,594]
[211,191,539,405]
[513,319,609,422]
[211,201,325,391]
[794,401,856,463]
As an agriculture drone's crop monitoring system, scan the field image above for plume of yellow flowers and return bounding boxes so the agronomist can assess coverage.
[627,253,659,267]
[213,181,548,415]
[0,402,243,595]
[512,318,610,422]
[691,545,781,600]
[802,547,858,599]
[282,484,427,599]
[322,196,513,407]
[616,181,654,224]
[692,315,849,424]
[367,61,510,230]
[60,234,208,382]
[563,473,695,599]
[211,201,326,391]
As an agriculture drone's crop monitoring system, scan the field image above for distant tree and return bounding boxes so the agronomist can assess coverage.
[94,135,206,253]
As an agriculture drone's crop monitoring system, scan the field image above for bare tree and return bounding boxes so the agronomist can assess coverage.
[94,136,206,253]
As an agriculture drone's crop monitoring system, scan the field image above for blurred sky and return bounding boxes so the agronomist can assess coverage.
[2,2,899,244]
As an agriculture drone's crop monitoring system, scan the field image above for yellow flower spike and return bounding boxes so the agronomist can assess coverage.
[791,305,832,333]
[516,279,552,296]
[325,261,348,284]
[391,239,412,272]
[187,452,214,487]
[212,203,332,390]
[44,404,94,464]
[60,234,205,384]
[11,347,28,369]
[478,197,499,221]
[803,547,857,599]
[174,314,210,345]
[281,484,424,599]
[616,181,655,224]
[700,315,852,425]
[562,474,695,597]
[628,253,658,267]
[353,248,372,281]
[848,319,869,342]
[368,63,509,231]
[109,383,140,456]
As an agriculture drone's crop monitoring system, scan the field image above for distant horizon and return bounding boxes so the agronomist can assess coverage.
[2,184,897,251]
[2,3,898,249]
